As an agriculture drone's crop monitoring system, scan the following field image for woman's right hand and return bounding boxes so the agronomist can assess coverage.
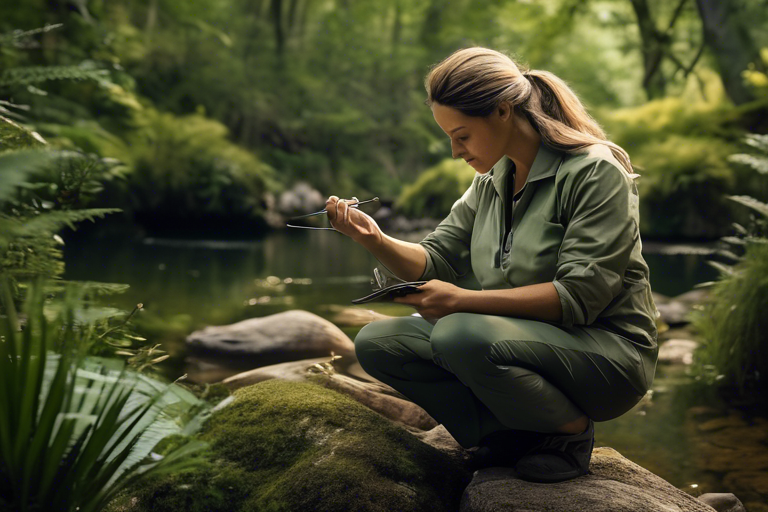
[326,196,383,244]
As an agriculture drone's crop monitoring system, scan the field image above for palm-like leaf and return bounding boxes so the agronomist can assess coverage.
[0,280,209,512]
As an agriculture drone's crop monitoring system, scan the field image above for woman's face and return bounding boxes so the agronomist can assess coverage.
[431,103,513,174]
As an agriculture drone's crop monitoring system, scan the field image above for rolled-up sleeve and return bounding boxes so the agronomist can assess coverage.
[553,159,639,327]
[418,174,479,283]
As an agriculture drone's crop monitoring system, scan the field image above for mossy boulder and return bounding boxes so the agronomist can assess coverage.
[106,379,471,512]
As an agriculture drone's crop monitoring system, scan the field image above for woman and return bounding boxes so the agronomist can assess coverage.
[325,47,658,483]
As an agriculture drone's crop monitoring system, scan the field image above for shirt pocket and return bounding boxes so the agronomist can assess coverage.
[506,218,565,286]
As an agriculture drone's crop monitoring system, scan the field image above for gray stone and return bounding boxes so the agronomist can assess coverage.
[697,493,746,512]
[655,289,711,326]
[658,339,700,365]
[186,309,355,360]
[222,357,439,430]
[276,181,325,217]
[460,447,717,512]
[656,300,693,325]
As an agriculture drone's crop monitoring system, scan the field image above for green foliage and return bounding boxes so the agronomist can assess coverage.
[690,242,768,393]
[743,48,768,98]
[0,145,120,286]
[691,134,768,394]
[0,280,209,512]
[632,134,735,238]
[119,108,275,223]
[600,75,749,238]
[0,64,110,87]
[395,158,476,219]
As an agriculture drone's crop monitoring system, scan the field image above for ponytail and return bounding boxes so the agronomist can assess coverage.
[425,47,636,176]
[522,70,635,175]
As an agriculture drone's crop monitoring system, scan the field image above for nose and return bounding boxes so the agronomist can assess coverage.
[451,140,465,159]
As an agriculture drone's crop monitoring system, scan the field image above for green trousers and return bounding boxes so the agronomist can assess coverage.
[354,313,654,449]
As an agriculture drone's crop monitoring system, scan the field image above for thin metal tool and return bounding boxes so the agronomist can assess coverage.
[286,197,379,230]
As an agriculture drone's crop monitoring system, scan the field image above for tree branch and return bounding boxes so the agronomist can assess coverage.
[665,0,689,34]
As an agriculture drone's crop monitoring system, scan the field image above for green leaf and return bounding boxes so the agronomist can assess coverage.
[706,260,737,277]
[728,195,768,219]
[0,150,56,203]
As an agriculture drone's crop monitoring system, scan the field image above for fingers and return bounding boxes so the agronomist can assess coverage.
[326,196,339,221]
[326,196,359,224]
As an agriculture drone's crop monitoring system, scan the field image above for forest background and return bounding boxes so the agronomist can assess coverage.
[2,1,768,510]
[3,0,768,240]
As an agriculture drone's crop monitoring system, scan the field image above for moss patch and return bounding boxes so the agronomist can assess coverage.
[107,380,470,512]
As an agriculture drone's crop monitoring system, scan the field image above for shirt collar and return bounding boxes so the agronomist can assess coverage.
[490,143,564,201]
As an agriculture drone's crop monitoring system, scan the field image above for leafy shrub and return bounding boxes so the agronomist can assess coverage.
[599,76,748,239]
[119,108,276,229]
[632,135,735,238]
[395,158,476,219]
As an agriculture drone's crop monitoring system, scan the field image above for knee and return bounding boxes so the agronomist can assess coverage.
[430,313,486,360]
[353,317,413,363]
[353,320,388,360]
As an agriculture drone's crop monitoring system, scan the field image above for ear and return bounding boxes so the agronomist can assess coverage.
[497,102,512,122]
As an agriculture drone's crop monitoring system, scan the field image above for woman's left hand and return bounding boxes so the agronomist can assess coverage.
[393,279,467,321]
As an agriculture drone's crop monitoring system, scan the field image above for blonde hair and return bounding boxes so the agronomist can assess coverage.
[425,47,635,175]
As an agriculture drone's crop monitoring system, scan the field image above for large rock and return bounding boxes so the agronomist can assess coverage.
[186,310,355,362]
[276,181,325,217]
[106,380,471,512]
[461,447,717,512]
[222,358,438,430]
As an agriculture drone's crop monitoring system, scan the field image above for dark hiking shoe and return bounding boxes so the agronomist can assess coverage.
[514,419,595,483]
[466,429,549,471]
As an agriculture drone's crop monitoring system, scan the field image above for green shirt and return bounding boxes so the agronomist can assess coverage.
[418,143,659,356]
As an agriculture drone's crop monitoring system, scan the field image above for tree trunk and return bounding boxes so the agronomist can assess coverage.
[695,0,761,105]
[629,0,667,99]
[271,0,285,59]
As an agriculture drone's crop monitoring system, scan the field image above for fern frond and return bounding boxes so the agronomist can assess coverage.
[706,260,737,277]
[0,66,109,87]
[728,195,768,219]
[0,149,55,202]
[0,115,47,151]
[20,208,121,233]
[0,24,63,47]
[728,154,768,175]
[744,133,768,153]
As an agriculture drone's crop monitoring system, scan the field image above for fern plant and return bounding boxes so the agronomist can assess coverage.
[691,134,768,393]
[0,116,120,287]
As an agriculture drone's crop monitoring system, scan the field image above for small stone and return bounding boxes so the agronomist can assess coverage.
[697,493,745,512]
[656,300,692,325]
[658,339,699,365]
